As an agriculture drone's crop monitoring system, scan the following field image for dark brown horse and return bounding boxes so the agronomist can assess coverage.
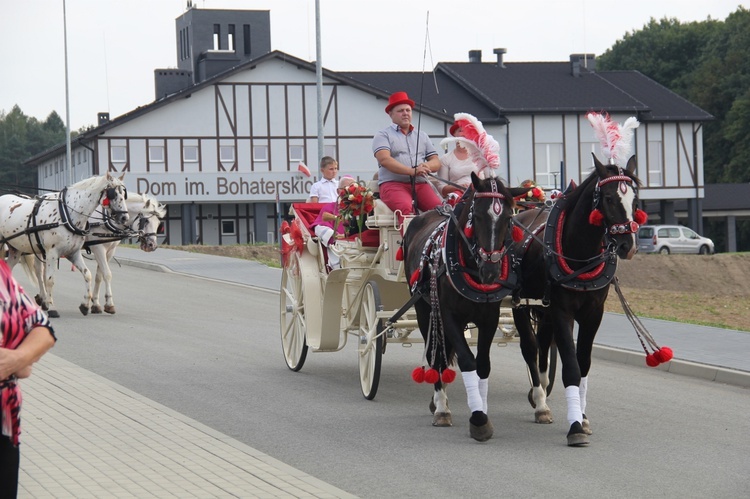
[511,153,645,446]
[403,173,527,441]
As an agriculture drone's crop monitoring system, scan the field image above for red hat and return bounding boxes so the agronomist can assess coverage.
[449,122,461,136]
[385,91,415,113]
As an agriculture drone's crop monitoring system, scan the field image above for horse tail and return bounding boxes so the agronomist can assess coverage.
[19,253,38,283]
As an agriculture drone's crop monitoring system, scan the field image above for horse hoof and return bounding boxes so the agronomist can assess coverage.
[79,305,89,316]
[527,388,536,408]
[582,416,593,435]
[48,310,60,318]
[91,306,103,314]
[535,410,553,424]
[566,421,590,447]
[470,420,494,442]
[34,294,43,306]
[432,412,452,427]
[104,305,116,314]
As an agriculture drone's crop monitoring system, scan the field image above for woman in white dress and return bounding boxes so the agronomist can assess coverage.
[437,119,484,199]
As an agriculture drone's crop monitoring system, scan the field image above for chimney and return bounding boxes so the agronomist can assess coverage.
[468,50,482,63]
[97,112,110,126]
[493,48,507,68]
[570,53,596,77]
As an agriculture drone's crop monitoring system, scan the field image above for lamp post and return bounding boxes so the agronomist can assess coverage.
[63,0,73,185]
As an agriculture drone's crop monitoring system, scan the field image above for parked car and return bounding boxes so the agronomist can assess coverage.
[637,225,714,255]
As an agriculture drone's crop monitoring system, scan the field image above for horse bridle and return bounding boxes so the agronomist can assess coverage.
[103,185,128,218]
[467,181,512,266]
[592,171,640,237]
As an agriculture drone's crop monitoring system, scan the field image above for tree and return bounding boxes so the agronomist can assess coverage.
[0,106,66,194]
[598,7,750,183]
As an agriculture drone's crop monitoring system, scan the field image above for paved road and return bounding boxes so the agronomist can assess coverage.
[14,247,750,498]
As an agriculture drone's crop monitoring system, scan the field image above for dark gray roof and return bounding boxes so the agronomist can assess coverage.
[704,183,750,211]
[25,51,713,167]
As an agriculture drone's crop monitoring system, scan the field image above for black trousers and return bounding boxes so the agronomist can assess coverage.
[0,435,20,499]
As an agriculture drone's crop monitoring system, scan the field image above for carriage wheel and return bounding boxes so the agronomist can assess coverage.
[358,281,384,400]
[279,251,308,371]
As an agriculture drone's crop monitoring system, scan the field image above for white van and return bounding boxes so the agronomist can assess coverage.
[637,225,714,255]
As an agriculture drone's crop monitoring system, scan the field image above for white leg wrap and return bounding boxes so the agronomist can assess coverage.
[566,385,583,426]
[579,376,588,415]
[462,371,483,413]
[478,378,488,414]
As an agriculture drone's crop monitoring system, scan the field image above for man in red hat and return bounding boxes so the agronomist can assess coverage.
[372,91,441,226]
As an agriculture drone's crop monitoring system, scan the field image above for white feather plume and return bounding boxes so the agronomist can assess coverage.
[586,112,640,167]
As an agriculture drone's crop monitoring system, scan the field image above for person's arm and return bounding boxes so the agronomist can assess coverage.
[375,150,431,177]
[309,196,319,203]
[0,326,55,380]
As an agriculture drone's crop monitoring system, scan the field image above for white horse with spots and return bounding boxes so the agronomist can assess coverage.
[86,192,166,314]
[0,173,129,317]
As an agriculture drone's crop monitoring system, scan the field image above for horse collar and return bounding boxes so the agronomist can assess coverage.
[544,195,617,291]
[443,215,517,303]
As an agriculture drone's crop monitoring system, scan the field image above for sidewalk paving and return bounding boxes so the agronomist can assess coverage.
[18,245,749,497]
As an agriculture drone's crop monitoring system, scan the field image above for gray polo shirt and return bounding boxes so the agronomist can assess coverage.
[372,123,437,185]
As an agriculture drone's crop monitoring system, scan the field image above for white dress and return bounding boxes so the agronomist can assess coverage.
[437,151,482,193]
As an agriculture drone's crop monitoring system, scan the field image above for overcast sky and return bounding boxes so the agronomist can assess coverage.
[1,0,744,131]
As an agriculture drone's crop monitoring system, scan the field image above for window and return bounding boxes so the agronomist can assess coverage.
[228,24,235,51]
[220,145,235,162]
[149,146,165,163]
[213,24,221,50]
[534,143,563,188]
[289,145,304,162]
[221,220,236,235]
[183,145,198,162]
[243,25,251,55]
[253,145,268,162]
[324,145,337,159]
[111,146,127,163]
[648,141,663,186]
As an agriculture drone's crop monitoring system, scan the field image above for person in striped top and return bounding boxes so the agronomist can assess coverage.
[0,260,56,498]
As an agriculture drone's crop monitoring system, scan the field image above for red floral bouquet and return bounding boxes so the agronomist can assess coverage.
[334,180,375,235]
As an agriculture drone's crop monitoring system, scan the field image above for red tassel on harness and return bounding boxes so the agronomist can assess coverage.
[589,209,604,226]
[424,368,440,384]
[464,226,474,238]
[634,209,648,225]
[512,226,524,243]
[441,368,456,384]
[645,353,660,367]
[654,346,673,363]
[102,197,110,207]
[409,269,420,287]
[396,246,404,261]
[411,366,425,383]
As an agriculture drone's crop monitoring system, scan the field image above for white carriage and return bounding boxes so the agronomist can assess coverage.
[279,182,520,400]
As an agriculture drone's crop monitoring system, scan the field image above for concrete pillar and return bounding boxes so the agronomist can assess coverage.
[659,200,676,224]
[726,215,737,253]
[181,203,197,244]
[254,202,269,243]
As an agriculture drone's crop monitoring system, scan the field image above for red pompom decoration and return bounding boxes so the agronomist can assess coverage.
[634,209,648,225]
[656,346,673,363]
[396,246,404,261]
[441,368,456,384]
[512,225,524,243]
[645,353,660,367]
[531,187,543,198]
[102,197,110,207]
[588,209,604,226]
[464,226,474,238]
[411,367,425,383]
[281,221,290,235]
[424,368,440,384]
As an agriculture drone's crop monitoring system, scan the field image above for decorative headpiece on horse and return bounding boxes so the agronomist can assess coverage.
[440,113,500,178]
[586,112,647,229]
